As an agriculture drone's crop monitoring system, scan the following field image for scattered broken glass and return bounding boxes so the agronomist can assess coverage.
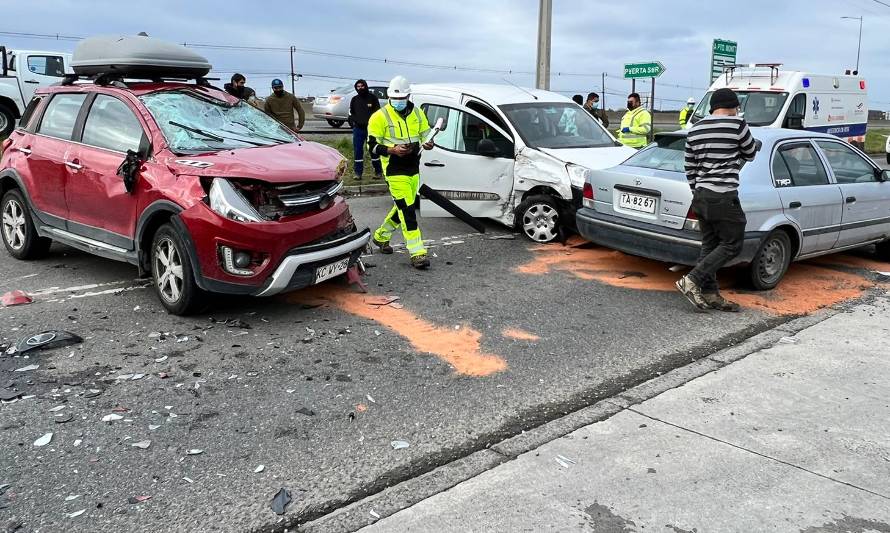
[66,509,86,518]
[131,440,151,449]
[33,433,53,447]
[390,440,409,450]
[186,449,203,455]
[13,365,39,372]
[101,414,124,422]
[254,465,265,473]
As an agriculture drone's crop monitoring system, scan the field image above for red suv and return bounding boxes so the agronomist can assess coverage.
[0,81,369,314]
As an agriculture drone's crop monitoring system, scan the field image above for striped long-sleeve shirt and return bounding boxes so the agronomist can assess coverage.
[684,115,757,193]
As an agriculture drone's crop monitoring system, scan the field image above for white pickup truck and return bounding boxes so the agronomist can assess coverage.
[0,47,72,137]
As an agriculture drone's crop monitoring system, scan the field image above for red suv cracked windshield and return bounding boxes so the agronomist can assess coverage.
[0,82,370,314]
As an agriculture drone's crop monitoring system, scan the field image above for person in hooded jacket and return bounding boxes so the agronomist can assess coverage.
[348,79,383,180]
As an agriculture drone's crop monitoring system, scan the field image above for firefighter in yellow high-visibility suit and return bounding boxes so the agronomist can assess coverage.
[617,92,652,149]
[679,97,696,128]
[366,75,434,269]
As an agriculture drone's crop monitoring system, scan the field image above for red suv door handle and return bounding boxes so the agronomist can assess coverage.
[65,160,83,170]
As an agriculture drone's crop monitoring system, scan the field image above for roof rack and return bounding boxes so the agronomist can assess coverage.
[58,73,218,88]
[723,63,782,85]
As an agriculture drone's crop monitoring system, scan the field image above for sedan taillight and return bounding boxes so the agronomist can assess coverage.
[582,182,595,208]
[683,206,700,232]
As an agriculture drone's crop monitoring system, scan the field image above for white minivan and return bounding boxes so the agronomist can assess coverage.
[410,83,635,243]
[689,64,869,148]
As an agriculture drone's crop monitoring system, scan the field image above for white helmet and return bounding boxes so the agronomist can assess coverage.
[687,97,696,105]
[388,75,411,98]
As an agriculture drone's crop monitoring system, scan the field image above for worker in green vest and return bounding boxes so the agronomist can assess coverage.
[679,97,696,128]
[617,92,652,149]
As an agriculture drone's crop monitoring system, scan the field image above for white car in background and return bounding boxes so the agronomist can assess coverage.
[410,83,635,242]
[311,84,387,128]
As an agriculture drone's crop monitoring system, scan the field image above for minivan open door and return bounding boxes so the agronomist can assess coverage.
[417,102,515,219]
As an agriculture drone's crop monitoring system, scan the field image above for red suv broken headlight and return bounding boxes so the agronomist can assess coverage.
[208,179,264,223]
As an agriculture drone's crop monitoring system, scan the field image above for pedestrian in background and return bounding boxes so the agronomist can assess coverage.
[679,97,696,128]
[676,88,757,312]
[572,94,584,106]
[224,73,256,101]
[367,76,434,270]
[617,92,651,149]
[348,79,383,180]
[263,79,305,132]
[584,92,609,128]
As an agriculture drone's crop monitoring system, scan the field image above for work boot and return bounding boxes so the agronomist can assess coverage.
[372,238,393,255]
[410,254,431,270]
[373,172,383,180]
[702,292,741,312]
[675,275,709,311]
[353,174,363,182]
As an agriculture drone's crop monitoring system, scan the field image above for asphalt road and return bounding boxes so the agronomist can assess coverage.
[1,197,888,532]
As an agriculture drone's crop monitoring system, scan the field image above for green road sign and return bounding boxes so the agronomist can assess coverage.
[711,39,738,83]
[624,61,665,79]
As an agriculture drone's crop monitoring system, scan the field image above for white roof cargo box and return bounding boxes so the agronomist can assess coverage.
[71,34,211,78]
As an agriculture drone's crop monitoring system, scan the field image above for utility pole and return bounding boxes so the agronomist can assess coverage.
[841,16,863,74]
[289,46,296,94]
[649,77,656,143]
[601,72,606,109]
[535,0,552,90]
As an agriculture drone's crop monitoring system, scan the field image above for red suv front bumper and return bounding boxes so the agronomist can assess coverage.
[177,197,369,296]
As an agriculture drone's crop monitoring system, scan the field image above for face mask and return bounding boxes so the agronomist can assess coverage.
[591,102,599,109]
[390,99,408,111]
[626,101,635,110]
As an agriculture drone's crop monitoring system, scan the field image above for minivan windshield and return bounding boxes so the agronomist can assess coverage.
[500,102,616,149]
[692,91,789,127]
[140,90,295,153]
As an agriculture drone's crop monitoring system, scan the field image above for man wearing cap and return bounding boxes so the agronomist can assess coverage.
[366,75,434,270]
[263,79,305,132]
[677,88,757,312]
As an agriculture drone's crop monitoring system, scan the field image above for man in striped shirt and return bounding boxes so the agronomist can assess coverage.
[676,88,757,312]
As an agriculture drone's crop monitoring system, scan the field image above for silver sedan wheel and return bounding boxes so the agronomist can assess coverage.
[756,236,788,284]
[2,198,27,251]
[154,238,184,304]
[522,203,559,243]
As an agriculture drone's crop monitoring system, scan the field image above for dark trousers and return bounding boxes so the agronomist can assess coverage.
[688,189,746,294]
[352,127,382,177]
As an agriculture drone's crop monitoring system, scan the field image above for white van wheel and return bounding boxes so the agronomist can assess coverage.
[517,195,560,243]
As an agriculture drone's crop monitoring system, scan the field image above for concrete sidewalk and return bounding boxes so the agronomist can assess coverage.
[360,297,890,533]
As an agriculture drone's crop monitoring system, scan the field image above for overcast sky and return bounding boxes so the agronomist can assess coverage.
[4,0,889,110]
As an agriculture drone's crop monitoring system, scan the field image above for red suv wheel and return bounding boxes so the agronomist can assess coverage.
[150,223,206,315]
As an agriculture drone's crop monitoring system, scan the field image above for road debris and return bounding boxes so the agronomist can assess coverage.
[0,389,23,401]
[64,495,80,501]
[370,509,381,519]
[48,405,66,412]
[182,477,194,484]
[366,394,376,404]
[186,449,203,455]
[13,365,38,372]
[66,509,86,518]
[365,296,401,308]
[254,465,265,473]
[127,495,152,504]
[148,425,161,431]
[101,414,124,422]
[1,290,32,307]
[154,356,168,363]
[13,331,83,354]
[270,488,292,515]
[54,414,74,424]
[33,433,53,447]
[216,318,251,329]
[555,454,576,468]
[296,407,315,416]
[390,440,410,450]
[487,234,517,240]
[73,439,82,447]
[778,337,799,345]
[131,440,151,449]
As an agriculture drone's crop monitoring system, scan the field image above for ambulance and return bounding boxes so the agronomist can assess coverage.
[688,64,869,148]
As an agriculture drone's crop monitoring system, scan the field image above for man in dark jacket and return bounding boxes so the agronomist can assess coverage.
[224,73,256,101]
[584,92,609,128]
[348,79,383,180]
[263,79,305,132]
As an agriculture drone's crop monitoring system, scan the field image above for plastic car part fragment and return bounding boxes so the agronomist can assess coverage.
[15,331,83,354]
[270,488,292,515]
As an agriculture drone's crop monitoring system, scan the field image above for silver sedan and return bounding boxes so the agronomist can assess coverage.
[576,129,890,289]
[311,85,387,128]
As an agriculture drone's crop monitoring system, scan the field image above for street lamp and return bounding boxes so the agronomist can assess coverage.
[841,16,863,74]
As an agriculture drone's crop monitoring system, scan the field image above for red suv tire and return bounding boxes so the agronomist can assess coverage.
[150,222,206,315]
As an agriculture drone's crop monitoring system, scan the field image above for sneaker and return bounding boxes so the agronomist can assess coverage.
[372,238,393,255]
[353,174,363,181]
[410,254,431,270]
[702,292,741,312]
[373,172,383,180]
[675,275,709,311]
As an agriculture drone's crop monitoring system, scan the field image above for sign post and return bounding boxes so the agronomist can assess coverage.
[624,61,665,142]
[710,39,737,83]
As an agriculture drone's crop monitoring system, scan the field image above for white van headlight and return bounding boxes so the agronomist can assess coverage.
[208,179,263,223]
[567,164,591,186]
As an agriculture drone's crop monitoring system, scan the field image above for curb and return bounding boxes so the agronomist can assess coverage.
[292,307,844,533]
[343,184,388,197]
